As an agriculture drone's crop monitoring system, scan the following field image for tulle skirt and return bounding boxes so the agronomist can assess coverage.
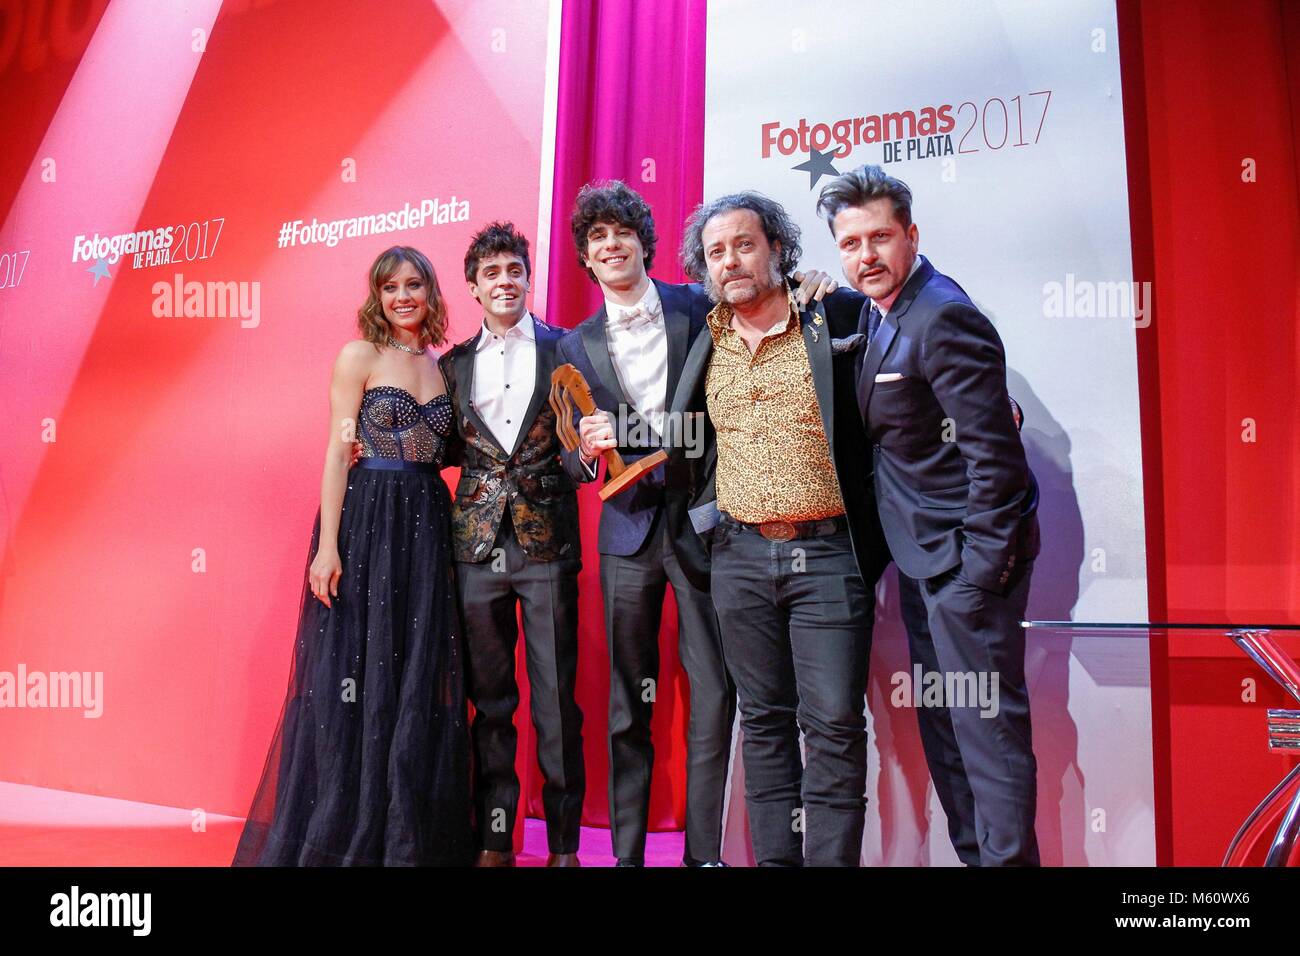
[233,462,474,866]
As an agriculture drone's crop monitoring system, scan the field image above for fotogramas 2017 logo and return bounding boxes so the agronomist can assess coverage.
[71,218,225,270]
[762,91,1052,187]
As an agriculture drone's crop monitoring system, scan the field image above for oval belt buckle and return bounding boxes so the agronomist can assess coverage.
[760,520,797,542]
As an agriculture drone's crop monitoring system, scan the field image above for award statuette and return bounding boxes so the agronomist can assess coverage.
[549,363,668,501]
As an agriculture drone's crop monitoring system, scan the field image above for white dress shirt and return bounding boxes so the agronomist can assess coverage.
[603,280,668,436]
[579,281,668,477]
[472,313,536,452]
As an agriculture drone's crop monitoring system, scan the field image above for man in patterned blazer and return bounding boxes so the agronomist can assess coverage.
[439,222,585,867]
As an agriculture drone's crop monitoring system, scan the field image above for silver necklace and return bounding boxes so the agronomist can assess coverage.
[386,337,426,355]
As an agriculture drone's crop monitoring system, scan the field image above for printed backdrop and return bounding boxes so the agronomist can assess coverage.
[705,0,1154,865]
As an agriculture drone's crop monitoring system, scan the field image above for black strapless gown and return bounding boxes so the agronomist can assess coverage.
[233,386,473,866]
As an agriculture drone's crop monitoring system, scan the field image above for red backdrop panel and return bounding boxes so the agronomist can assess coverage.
[0,0,553,818]
[1125,0,1300,864]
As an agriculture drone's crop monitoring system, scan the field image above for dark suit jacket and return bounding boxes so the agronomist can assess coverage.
[439,314,580,564]
[555,279,714,591]
[855,255,1039,593]
[668,282,890,588]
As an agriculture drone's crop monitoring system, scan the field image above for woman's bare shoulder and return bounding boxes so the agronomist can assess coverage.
[336,338,379,363]
[330,339,379,387]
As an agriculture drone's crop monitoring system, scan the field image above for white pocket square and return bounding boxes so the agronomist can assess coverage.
[875,372,905,383]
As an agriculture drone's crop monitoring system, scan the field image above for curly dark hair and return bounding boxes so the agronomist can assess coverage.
[463,220,531,283]
[570,180,657,282]
[680,191,803,286]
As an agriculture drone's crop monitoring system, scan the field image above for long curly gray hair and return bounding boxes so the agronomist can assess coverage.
[680,191,802,300]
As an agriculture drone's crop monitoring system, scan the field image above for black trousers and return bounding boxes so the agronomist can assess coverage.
[897,571,980,865]
[599,508,736,864]
[709,518,873,866]
[915,560,1039,865]
[456,514,585,854]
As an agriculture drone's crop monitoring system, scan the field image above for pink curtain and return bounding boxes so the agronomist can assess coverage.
[546,0,707,318]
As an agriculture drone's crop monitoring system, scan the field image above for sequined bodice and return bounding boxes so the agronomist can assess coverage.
[357,386,454,465]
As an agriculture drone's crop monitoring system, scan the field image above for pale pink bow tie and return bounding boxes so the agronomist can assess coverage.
[613,301,662,329]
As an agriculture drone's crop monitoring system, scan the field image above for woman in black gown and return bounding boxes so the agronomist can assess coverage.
[233,246,473,866]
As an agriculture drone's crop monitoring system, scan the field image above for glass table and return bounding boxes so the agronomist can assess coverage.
[1024,621,1300,866]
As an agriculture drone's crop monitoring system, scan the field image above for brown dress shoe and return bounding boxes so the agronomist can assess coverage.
[475,849,516,867]
[546,852,581,867]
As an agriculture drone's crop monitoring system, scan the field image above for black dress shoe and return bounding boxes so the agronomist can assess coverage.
[614,858,644,867]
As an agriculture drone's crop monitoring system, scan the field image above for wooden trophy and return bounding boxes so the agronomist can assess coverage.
[549,363,668,501]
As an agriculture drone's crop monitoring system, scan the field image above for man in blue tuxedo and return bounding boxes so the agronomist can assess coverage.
[555,180,835,866]
[555,180,734,867]
[817,164,1041,865]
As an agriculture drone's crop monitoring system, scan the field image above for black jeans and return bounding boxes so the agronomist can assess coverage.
[709,517,873,866]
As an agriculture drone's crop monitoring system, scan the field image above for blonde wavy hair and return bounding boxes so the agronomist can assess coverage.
[356,246,449,348]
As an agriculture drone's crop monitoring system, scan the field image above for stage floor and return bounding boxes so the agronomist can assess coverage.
[0,782,685,867]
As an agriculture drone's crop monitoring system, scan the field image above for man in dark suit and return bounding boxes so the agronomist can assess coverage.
[817,165,1041,866]
[672,191,888,866]
[439,222,585,867]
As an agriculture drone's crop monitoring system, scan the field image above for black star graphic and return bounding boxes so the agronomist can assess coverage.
[792,146,840,189]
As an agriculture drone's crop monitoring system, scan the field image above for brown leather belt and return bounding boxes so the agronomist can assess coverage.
[720,512,848,542]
